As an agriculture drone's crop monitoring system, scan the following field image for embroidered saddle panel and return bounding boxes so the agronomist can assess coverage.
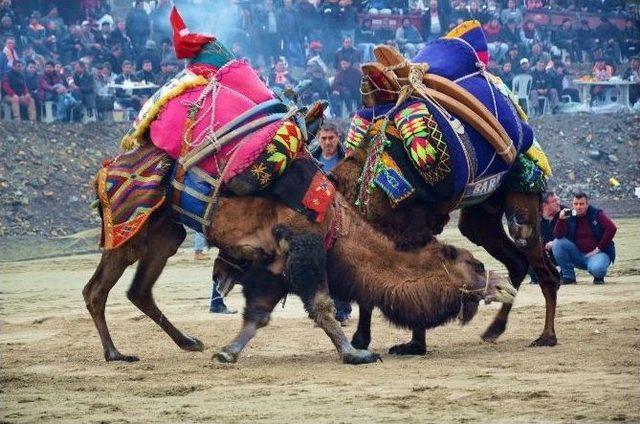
[149,60,283,182]
[97,144,173,249]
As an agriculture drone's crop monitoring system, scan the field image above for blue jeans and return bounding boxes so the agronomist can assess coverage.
[552,238,611,280]
[210,283,225,310]
[194,232,208,253]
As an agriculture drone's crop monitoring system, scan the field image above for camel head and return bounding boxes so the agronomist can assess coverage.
[438,244,517,307]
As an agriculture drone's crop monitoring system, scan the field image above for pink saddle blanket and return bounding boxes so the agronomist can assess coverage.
[150,60,280,180]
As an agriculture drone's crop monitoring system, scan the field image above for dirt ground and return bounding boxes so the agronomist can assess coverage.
[1,218,639,424]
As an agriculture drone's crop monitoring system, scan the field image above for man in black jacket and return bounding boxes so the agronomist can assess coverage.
[71,60,96,119]
[530,59,559,114]
[529,191,563,284]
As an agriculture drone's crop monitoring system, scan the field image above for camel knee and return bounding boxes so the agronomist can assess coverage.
[507,214,536,248]
[126,287,144,306]
[244,308,271,328]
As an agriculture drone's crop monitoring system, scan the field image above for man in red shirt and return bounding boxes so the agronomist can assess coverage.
[552,192,617,285]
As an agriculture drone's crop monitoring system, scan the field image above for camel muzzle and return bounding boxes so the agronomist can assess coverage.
[489,280,518,305]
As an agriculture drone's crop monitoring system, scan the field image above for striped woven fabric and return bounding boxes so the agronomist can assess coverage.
[97,144,173,249]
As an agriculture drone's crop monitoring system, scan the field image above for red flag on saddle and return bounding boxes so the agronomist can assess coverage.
[170,6,215,59]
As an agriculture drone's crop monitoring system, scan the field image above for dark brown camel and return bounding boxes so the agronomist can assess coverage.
[213,194,517,362]
[84,180,513,364]
[329,126,561,355]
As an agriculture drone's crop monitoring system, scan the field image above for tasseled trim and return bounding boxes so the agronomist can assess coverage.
[119,74,209,151]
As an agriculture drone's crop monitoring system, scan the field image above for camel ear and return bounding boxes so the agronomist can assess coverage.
[439,245,459,261]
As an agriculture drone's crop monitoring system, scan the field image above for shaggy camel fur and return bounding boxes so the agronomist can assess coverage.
[214,195,517,359]
[84,184,514,364]
[329,128,561,354]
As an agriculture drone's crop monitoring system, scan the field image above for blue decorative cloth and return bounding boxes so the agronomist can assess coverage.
[374,167,415,206]
[171,167,214,233]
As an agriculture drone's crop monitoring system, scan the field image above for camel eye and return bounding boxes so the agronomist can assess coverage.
[473,261,485,273]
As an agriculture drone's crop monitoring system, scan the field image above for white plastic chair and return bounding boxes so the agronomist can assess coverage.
[41,101,55,123]
[512,74,533,115]
[537,95,551,115]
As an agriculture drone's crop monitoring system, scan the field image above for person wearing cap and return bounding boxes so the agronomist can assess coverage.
[307,40,329,76]
[79,20,101,56]
[517,57,530,75]
[96,21,112,49]
[125,0,150,52]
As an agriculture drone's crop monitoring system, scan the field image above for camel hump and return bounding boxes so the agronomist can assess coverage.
[443,20,489,65]
[412,20,488,81]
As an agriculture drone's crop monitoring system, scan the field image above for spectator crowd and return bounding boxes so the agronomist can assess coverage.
[1,0,638,122]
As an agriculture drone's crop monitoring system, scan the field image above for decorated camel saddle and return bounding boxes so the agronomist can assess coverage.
[96,7,332,249]
[347,21,551,211]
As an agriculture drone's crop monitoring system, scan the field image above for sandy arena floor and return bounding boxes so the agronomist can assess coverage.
[1,219,639,424]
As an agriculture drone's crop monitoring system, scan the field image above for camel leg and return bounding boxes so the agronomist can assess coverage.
[458,198,530,344]
[389,327,427,355]
[217,265,287,363]
[505,191,560,347]
[278,228,380,364]
[302,289,381,364]
[351,302,373,349]
[83,239,143,361]
[125,219,205,352]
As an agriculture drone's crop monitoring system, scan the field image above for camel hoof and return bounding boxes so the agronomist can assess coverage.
[351,333,371,350]
[105,352,140,362]
[342,349,382,365]
[216,350,238,363]
[481,320,507,343]
[529,334,557,347]
[388,342,426,356]
[180,336,205,352]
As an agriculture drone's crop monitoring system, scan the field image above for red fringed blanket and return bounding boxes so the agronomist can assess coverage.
[97,145,173,249]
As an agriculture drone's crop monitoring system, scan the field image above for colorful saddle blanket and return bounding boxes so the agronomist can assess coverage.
[150,60,287,180]
[348,22,550,209]
[96,144,173,249]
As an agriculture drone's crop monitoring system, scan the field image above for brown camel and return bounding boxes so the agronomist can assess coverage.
[328,126,561,355]
[84,174,514,364]
[212,194,517,362]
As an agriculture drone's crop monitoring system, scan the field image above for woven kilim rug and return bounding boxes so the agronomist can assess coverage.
[97,144,173,249]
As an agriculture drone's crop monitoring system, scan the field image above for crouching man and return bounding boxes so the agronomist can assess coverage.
[552,192,617,285]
